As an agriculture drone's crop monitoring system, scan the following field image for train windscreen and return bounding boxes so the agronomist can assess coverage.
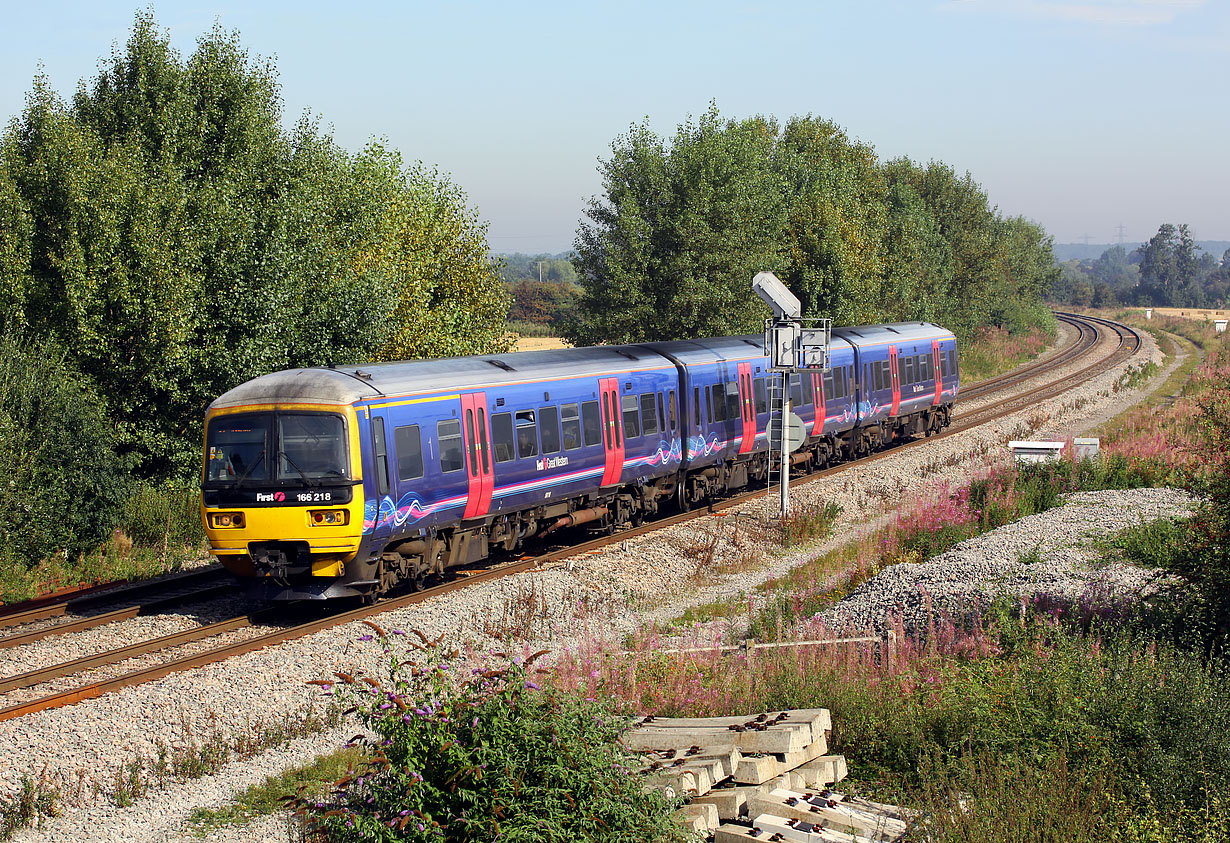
[206,412,348,484]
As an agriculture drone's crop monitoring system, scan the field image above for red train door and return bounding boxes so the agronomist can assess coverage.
[811,371,824,437]
[889,345,900,416]
[460,392,494,519]
[598,377,624,486]
[737,362,755,453]
[931,339,943,406]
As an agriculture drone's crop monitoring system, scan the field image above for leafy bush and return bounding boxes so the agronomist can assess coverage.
[301,631,687,843]
[119,482,205,549]
[0,331,131,564]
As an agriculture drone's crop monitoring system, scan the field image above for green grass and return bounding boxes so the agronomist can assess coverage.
[185,748,364,836]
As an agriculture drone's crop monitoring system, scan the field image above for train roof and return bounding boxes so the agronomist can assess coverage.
[208,323,954,411]
[209,342,678,409]
[833,322,954,347]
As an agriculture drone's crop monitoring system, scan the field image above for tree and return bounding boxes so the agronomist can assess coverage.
[0,331,131,565]
[569,105,787,345]
[570,105,1058,346]
[1138,223,1204,307]
[0,12,508,479]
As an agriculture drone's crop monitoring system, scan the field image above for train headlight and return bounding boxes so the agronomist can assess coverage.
[211,512,244,528]
[309,509,349,526]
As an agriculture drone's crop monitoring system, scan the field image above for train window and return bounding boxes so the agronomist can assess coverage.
[491,413,515,462]
[580,401,601,447]
[515,410,538,458]
[754,377,767,414]
[694,387,701,427]
[726,381,741,421]
[742,374,753,421]
[710,385,725,422]
[668,390,677,430]
[394,425,424,481]
[789,374,803,407]
[477,408,490,473]
[658,393,666,432]
[705,385,714,423]
[207,414,269,482]
[941,353,949,378]
[802,372,815,406]
[372,417,390,494]
[621,394,641,438]
[836,369,847,399]
[950,349,959,376]
[539,405,561,453]
[561,404,582,450]
[640,393,658,436]
[823,371,835,402]
[600,394,611,448]
[437,419,464,473]
[465,410,478,478]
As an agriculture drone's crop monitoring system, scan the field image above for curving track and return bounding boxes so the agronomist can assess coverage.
[0,311,1143,723]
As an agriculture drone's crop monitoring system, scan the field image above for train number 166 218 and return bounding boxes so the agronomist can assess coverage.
[296,491,333,502]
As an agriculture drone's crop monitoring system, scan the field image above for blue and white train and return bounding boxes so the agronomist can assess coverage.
[200,322,959,600]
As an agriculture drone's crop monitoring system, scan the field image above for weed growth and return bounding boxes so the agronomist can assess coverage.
[299,629,688,842]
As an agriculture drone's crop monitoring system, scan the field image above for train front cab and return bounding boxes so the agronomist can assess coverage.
[201,402,369,600]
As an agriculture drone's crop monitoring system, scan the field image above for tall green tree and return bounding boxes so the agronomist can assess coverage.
[0,12,508,479]
[570,105,788,344]
[570,105,1057,345]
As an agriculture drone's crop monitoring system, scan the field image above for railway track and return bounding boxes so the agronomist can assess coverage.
[0,312,1142,723]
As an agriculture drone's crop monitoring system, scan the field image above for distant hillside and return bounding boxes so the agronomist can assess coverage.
[1055,241,1230,263]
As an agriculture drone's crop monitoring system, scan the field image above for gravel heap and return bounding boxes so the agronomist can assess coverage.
[820,487,1195,635]
[5,319,1181,843]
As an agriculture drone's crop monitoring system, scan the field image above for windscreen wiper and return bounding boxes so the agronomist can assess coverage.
[277,450,320,487]
[233,451,266,487]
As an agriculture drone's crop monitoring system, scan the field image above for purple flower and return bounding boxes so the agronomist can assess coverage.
[524,681,540,690]
[392,629,406,635]
[358,634,374,642]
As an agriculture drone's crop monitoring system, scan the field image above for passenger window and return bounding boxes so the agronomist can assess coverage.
[515,410,538,459]
[477,408,490,473]
[491,413,515,462]
[395,424,424,481]
[789,374,803,407]
[465,410,478,477]
[726,381,740,421]
[621,393,641,438]
[601,394,611,448]
[658,393,666,433]
[438,419,464,473]
[640,393,658,436]
[539,405,560,453]
[372,417,390,494]
[711,385,725,422]
[823,371,835,402]
[669,390,677,430]
[561,404,582,450]
[802,372,815,406]
[581,401,601,447]
[706,386,715,423]
[754,377,767,414]
[693,387,701,427]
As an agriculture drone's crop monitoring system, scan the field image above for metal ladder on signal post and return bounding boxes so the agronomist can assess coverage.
[765,373,789,505]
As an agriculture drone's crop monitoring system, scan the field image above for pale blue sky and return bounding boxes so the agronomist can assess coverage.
[2,0,1226,254]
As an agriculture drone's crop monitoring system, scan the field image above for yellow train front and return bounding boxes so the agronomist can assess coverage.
[200,368,379,600]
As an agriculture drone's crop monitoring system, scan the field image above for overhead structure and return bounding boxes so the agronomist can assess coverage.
[752,272,831,518]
